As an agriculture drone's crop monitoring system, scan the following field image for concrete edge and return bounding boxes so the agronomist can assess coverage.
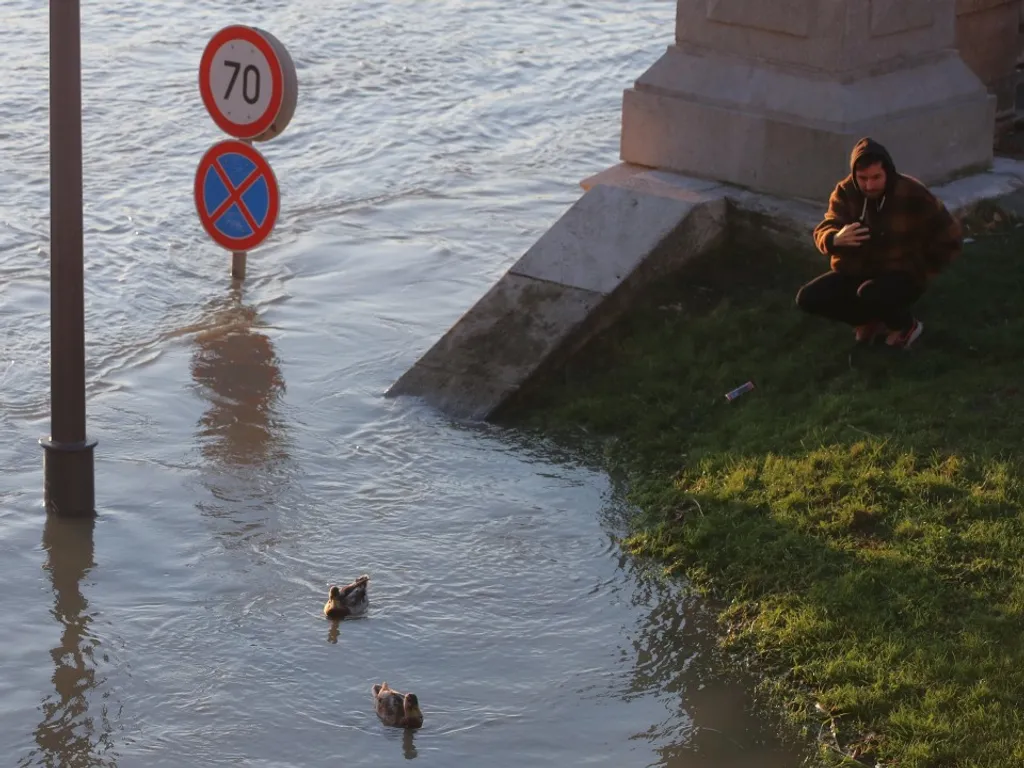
[580,156,1024,251]
[386,156,1024,422]
[490,200,729,421]
[385,180,731,421]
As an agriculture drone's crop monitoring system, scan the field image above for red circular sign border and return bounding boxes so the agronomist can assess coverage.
[193,139,280,252]
[199,25,284,140]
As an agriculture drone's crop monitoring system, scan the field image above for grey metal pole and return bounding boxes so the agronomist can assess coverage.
[231,250,247,279]
[41,0,96,517]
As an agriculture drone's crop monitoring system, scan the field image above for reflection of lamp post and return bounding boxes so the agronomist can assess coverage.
[41,0,96,517]
[33,515,104,764]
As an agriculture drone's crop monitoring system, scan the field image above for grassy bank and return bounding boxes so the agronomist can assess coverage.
[499,203,1024,767]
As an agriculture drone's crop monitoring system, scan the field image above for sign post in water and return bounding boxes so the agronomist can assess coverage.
[196,25,297,279]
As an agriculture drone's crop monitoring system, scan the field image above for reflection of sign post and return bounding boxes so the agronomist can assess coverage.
[194,140,279,252]
[196,25,296,278]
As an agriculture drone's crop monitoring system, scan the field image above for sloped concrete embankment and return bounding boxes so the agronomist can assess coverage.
[386,158,1024,421]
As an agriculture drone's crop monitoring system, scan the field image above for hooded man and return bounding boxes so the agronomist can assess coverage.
[796,137,963,349]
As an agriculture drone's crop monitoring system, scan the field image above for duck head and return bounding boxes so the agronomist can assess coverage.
[403,693,423,728]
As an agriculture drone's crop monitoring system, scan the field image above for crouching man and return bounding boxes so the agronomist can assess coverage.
[796,137,963,349]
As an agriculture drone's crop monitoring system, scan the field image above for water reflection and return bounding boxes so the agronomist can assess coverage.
[188,288,288,471]
[185,287,293,548]
[623,567,806,768]
[403,729,417,760]
[326,621,341,645]
[25,515,117,768]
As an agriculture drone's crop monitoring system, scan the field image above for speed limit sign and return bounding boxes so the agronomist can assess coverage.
[198,25,297,142]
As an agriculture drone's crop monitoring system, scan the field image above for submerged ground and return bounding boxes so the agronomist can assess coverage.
[501,198,1024,767]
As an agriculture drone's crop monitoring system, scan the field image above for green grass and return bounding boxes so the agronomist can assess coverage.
[498,204,1024,767]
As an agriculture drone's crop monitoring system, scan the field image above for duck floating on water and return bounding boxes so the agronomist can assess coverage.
[323,575,370,619]
[372,682,423,729]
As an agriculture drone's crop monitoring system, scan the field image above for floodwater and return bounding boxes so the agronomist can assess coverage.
[0,1,806,766]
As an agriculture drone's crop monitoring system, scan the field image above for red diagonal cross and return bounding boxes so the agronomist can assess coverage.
[209,158,263,234]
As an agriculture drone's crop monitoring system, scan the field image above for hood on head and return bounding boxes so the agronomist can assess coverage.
[850,137,896,193]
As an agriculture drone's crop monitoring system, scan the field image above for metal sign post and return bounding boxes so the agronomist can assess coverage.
[41,0,96,517]
[232,250,247,280]
[231,137,253,280]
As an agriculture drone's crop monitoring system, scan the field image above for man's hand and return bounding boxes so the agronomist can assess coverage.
[834,222,871,247]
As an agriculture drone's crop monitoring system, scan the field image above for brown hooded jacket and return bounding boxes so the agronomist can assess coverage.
[812,137,963,285]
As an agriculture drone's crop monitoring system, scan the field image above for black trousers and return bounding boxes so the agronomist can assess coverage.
[795,271,923,331]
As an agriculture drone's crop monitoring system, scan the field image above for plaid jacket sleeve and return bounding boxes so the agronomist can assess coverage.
[922,196,963,277]
[813,184,850,256]
[813,182,863,273]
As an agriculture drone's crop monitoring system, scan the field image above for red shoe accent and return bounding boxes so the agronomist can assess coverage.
[885,320,923,349]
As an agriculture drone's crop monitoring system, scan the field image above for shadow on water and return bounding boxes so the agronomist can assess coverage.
[22,515,118,768]
[184,286,293,545]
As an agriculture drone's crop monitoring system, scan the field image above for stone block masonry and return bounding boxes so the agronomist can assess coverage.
[621,0,996,201]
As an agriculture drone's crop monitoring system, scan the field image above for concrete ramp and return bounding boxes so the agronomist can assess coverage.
[386,158,1024,421]
[385,170,729,420]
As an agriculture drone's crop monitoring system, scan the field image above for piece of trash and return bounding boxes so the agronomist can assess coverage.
[963,237,975,244]
[724,381,755,401]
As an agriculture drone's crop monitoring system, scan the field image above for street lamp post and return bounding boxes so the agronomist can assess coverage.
[41,0,96,517]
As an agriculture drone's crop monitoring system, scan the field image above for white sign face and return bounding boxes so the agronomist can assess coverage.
[206,38,275,130]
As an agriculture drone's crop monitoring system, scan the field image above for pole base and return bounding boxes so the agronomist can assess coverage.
[39,437,97,517]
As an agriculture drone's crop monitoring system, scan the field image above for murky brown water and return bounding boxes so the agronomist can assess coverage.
[1,1,807,765]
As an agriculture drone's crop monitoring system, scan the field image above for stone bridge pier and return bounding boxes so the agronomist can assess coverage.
[621,0,997,201]
[956,0,1022,123]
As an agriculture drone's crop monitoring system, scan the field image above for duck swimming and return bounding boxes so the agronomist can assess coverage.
[323,575,370,619]
[372,682,423,729]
